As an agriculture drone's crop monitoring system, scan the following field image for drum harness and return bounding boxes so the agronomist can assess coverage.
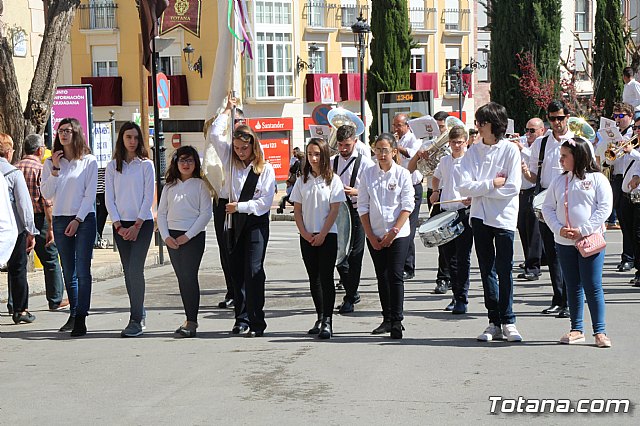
[622,158,637,202]
[534,135,549,196]
[333,154,363,210]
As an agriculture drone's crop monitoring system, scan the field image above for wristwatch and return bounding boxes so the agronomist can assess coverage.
[73,217,83,224]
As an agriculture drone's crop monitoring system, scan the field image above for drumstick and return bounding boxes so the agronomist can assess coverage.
[432,198,468,205]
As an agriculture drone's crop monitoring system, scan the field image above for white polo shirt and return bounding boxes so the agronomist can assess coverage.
[397,131,424,185]
[528,129,574,189]
[331,149,375,208]
[433,154,465,211]
[289,173,346,234]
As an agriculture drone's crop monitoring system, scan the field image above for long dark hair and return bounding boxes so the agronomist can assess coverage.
[303,137,333,185]
[561,137,599,180]
[165,145,202,185]
[52,117,91,159]
[113,121,149,172]
[475,102,508,141]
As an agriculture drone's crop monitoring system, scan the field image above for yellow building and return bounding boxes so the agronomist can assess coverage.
[61,0,474,164]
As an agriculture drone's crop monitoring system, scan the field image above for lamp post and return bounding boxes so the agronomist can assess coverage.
[351,11,370,142]
[447,64,474,122]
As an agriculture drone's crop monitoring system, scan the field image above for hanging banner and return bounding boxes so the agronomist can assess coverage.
[160,0,202,37]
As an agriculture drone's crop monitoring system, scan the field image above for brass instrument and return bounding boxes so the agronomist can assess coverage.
[326,107,365,151]
[567,116,596,141]
[604,134,640,162]
[417,116,465,176]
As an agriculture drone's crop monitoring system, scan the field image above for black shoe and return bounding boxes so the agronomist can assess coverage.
[390,321,403,339]
[308,316,323,335]
[434,279,449,294]
[231,324,249,334]
[276,208,284,214]
[452,300,467,315]
[542,305,562,314]
[403,271,415,280]
[336,280,344,291]
[518,262,526,270]
[372,320,391,334]
[617,262,633,272]
[245,330,264,338]
[555,307,570,318]
[338,300,354,314]
[7,305,13,316]
[70,315,87,337]
[517,272,540,281]
[352,293,361,304]
[217,298,234,309]
[444,299,455,311]
[59,315,75,332]
[12,311,36,324]
[318,317,332,339]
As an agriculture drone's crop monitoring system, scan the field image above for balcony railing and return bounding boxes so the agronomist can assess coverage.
[303,2,369,30]
[409,7,437,32]
[78,2,118,31]
[441,9,470,32]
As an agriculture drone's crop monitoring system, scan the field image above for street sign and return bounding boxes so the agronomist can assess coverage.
[156,73,170,109]
[312,104,332,125]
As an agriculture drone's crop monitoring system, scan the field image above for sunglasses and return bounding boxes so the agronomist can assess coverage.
[548,116,567,122]
[612,113,628,119]
[233,131,253,142]
[524,128,538,134]
[633,125,640,130]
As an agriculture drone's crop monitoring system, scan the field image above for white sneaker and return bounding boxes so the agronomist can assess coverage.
[502,324,523,342]
[477,323,503,341]
[141,318,146,330]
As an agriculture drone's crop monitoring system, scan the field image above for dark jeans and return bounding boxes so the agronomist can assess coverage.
[95,192,109,239]
[539,220,567,307]
[336,205,365,302]
[431,194,452,282]
[53,213,96,317]
[441,208,473,303]
[33,213,64,308]
[213,198,235,300]
[7,231,29,313]
[404,183,423,275]
[113,220,154,323]
[300,233,337,317]
[618,194,636,265]
[167,230,205,323]
[367,236,410,322]
[633,201,640,275]
[517,188,542,275]
[471,218,516,326]
[230,223,269,332]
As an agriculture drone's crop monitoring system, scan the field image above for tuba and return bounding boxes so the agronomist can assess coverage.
[417,116,465,176]
[567,117,596,141]
[327,107,366,151]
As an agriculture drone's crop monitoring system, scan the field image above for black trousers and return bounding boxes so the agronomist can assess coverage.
[300,233,337,317]
[539,221,567,307]
[440,208,473,303]
[213,198,235,300]
[7,231,29,313]
[619,193,636,265]
[404,183,423,275]
[631,198,640,275]
[33,212,64,308]
[95,192,109,239]
[612,174,633,262]
[430,193,452,282]
[367,236,410,322]
[336,205,365,302]
[517,188,542,275]
[230,223,269,332]
[167,230,205,323]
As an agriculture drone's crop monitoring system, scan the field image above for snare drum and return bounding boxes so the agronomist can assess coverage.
[418,211,464,248]
[630,191,640,204]
[532,190,547,223]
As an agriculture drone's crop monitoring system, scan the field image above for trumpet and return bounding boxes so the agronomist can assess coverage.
[604,134,639,162]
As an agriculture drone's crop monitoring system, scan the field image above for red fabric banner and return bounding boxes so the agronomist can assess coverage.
[305,74,341,103]
[410,72,439,98]
[462,72,473,98]
[160,0,202,37]
[81,77,123,106]
[339,73,367,101]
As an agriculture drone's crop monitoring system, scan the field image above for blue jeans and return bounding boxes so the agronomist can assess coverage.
[556,244,607,335]
[53,214,96,317]
[471,218,516,326]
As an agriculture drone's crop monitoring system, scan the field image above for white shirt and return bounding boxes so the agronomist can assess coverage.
[41,154,98,220]
[357,162,415,238]
[519,138,536,190]
[528,129,575,189]
[157,178,213,240]
[623,78,640,109]
[0,173,18,265]
[456,138,522,231]
[355,140,372,159]
[289,173,346,234]
[397,131,423,185]
[541,172,613,246]
[105,157,155,222]
[621,149,640,193]
[331,149,374,208]
[608,125,634,175]
[433,154,466,211]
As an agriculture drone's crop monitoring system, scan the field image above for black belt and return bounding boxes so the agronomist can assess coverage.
[613,174,623,179]
[520,187,536,195]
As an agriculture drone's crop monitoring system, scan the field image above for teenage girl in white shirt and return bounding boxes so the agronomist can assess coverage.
[105,122,155,337]
[358,133,415,339]
[290,138,346,339]
[157,146,213,337]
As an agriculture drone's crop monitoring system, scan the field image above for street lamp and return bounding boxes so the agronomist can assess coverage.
[447,64,474,121]
[351,11,370,142]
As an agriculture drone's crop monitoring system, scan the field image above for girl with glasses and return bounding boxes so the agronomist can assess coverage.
[41,118,98,337]
[157,146,212,337]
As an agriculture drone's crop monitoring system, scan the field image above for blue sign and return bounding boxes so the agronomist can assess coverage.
[157,78,170,109]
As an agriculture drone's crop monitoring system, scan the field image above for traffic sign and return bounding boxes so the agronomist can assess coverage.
[312,104,332,125]
[156,73,170,109]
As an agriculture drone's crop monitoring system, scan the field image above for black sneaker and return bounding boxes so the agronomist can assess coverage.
[434,279,448,294]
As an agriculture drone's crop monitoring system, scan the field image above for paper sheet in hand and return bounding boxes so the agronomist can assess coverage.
[408,115,441,140]
[599,117,617,130]
[506,119,515,135]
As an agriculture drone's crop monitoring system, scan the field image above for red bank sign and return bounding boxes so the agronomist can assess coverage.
[247,117,294,132]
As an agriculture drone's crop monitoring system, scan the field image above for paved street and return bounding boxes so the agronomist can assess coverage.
[1,219,639,424]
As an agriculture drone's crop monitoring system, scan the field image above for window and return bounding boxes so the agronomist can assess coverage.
[342,46,357,73]
[159,56,182,75]
[92,45,118,77]
[409,0,425,30]
[308,45,326,74]
[410,48,425,73]
[477,49,490,82]
[575,0,589,32]
[574,45,589,81]
[478,0,490,29]
[88,0,117,30]
[245,1,295,99]
[444,0,460,30]
[307,0,326,27]
[341,0,357,27]
[445,47,461,93]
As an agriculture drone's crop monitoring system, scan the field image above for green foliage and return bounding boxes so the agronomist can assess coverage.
[593,0,625,116]
[366,0,412,141]
[489,0,561,129]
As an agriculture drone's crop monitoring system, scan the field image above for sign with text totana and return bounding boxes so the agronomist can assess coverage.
[51,85,93,146]
[260,138,290,181]
[93,122,114,168]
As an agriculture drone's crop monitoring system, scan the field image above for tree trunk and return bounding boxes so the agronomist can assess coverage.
[0,36,25,161]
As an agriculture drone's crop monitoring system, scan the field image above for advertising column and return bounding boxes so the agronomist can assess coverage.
[246,117,294,181]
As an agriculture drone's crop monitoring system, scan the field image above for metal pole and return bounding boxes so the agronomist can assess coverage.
[151,32,166,265]
[458,73,463,121]
[359,34,366,143]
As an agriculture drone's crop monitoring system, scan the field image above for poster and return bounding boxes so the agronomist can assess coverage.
[51,86,92,145]
[320,77,335,104]
[93,122,114,168]
[160,0,202,37]
[260,139,290,181]
[309,125,332,143]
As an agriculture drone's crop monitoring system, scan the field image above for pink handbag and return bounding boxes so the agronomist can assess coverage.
[564,175,606,257]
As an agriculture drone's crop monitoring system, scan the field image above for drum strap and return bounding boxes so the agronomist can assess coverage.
[623,159,636,181]
[534,136,549,195]
[333,154,362,208]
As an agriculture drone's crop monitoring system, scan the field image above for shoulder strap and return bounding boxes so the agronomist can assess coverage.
[535,135,549,192]
[238,168,260,203]
[333,156,338,173]
[349,154,363,188]
[624,159,636,180]
[3,168,19,178]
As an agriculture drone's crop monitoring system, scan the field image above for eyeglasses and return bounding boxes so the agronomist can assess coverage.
[612,113,628,119]
[374,147,393,155]
[524,128,538,134]
[178,158,195,165]
[57,129,73,135]
[474,120,487,127]
[548,116,567,122]
[633,125,640,130]
[233,131,253,142]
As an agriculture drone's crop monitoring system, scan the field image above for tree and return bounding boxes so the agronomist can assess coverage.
[0,0,80,160]
[593,0,625,116]
[489,0,561,129]
[365,0,412,142]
